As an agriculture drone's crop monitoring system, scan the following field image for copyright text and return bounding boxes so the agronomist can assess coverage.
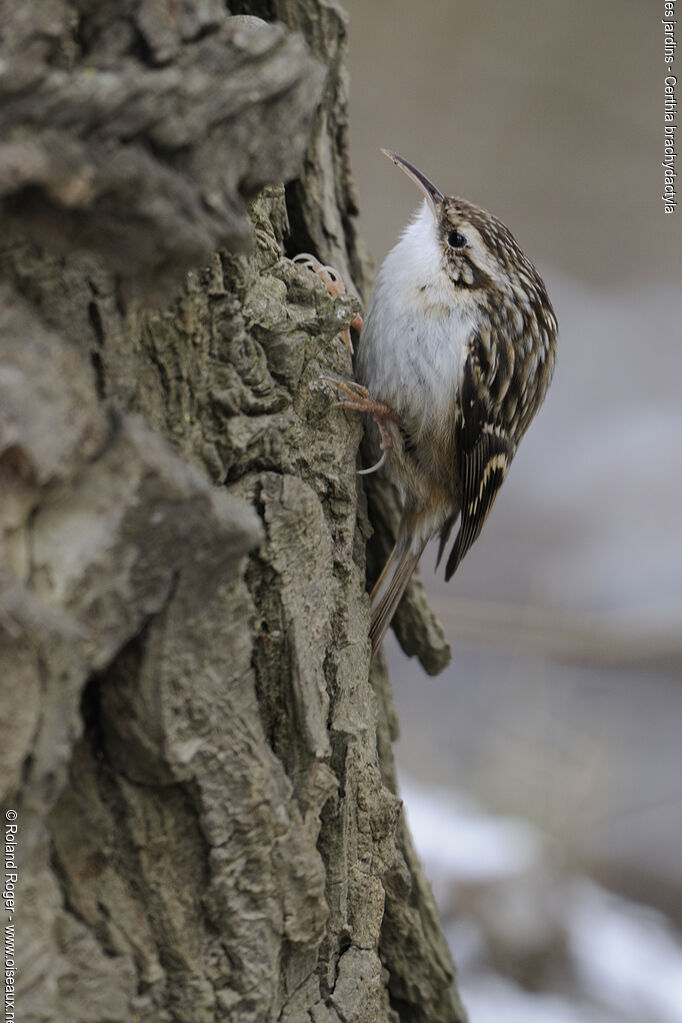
[4,810,18,1023]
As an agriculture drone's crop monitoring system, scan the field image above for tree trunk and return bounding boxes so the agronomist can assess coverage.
[0,2,462,1020]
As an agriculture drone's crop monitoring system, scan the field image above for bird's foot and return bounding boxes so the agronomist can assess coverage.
[318,376,398,475]
[293,253,363,352]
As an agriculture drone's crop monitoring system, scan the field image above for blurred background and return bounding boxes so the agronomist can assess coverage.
[342,1,682,1019]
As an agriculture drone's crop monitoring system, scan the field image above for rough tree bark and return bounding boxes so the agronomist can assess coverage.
[0,1,463,1020]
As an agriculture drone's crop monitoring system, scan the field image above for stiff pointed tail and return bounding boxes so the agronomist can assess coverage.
[369,538,428,656]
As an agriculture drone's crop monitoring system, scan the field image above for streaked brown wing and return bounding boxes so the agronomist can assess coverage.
[439,332,512,582]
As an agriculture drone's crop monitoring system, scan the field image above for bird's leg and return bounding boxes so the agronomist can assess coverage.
[294,253,393,474]
[293,253,363,352]
[319,377,399,475]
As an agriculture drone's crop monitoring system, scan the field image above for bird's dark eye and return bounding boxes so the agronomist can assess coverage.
[447,230,467,249]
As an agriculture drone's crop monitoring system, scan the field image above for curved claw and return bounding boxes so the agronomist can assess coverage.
[318,373,396,476]
[357,449,389,476]
[293,252,358,352]
[293,253,344,296]
[292,253,319,267]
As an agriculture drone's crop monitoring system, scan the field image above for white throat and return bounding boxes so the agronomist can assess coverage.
[384,201,447,300]
[359,201,476,435]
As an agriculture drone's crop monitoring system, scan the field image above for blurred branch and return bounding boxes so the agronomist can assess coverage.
[431,596,682,670]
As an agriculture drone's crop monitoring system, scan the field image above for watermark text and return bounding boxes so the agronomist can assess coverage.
[662,1,678,210]
[4,811,18,1022]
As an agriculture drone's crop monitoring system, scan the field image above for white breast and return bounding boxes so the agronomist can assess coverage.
[357,202,474,440]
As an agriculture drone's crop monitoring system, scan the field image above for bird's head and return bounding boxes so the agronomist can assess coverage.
[382,149,537,301]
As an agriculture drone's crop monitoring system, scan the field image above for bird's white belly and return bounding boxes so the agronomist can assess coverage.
[358,269,473,442]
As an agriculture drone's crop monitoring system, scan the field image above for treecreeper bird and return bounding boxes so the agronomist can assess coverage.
[323,150,557,657]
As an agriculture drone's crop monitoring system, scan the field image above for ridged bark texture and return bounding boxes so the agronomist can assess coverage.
[0,1,462,1020]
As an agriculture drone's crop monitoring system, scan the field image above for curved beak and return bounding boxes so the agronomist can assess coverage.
[381,149,444,215]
